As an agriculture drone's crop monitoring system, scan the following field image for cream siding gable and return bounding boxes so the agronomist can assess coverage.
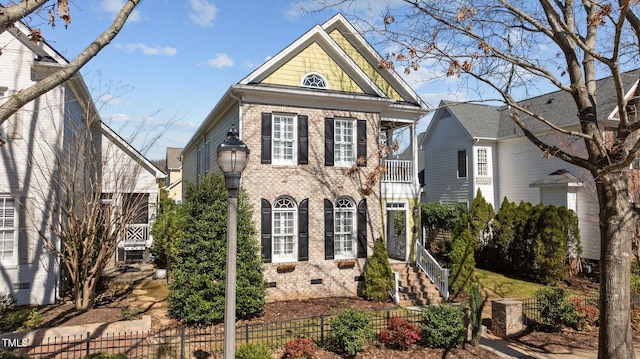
[262,42,364,94]
[327,29,402,101]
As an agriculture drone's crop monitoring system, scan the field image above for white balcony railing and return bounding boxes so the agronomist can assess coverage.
[123,224,149,251]
[381,159,414,183]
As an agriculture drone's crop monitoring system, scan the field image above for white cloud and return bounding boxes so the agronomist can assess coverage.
[189,0,218,27]
[100,0,141,22]
[115,43,177,56]
[206,53,234,68]
[98,93,128,105]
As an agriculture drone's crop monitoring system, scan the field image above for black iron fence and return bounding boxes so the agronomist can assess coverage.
[519,294,640,326]
[2,307,422,359]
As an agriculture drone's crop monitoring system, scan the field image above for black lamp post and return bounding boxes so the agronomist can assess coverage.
[216,127,249,359]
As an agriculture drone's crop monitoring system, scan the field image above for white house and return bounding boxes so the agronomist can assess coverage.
[0,21,164,305]
[421,70,640,260]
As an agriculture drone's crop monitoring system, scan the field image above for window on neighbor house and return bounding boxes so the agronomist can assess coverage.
[0,195,16,265]
[334,197,356,259]
[0,87,22,140]
[302,73,328,88]
[633,156,640,170]
[261,112,308,166]
[272,196,297,262]
[325,118,367,167]
[457,150,467,178]
[204,139,211,173]
[477,148,488,176]
[334,119,356,167]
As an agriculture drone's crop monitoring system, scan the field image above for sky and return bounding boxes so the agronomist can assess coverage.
[25,0,470,161]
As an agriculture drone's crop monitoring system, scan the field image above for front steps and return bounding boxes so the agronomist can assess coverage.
[391,263,444,307]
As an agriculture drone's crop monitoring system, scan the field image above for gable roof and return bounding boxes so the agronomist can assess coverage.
[101,122,166,180]
[427,69,640,142]
[185,14,429,154]
[166,147,183,170]
[239,14,426,108]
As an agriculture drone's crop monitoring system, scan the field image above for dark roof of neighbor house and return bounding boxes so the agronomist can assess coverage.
[442,100,502,139]
[440,69,640,139]
[529,169,584,187]
[166,147,183,170]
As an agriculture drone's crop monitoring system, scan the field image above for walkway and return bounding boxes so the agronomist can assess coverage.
[480,333,640,358]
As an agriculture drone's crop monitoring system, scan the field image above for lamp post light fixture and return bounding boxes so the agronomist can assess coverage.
[217,126,250,359]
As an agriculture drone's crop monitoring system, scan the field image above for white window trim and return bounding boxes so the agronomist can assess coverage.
[272,114,297,166]
[334,118,356,167]
[272,197,297,263]
[301,72,329,89]
[475,146,492,177]
[457,150,467,178]
[334,197,356,259]
[0,194,18,267]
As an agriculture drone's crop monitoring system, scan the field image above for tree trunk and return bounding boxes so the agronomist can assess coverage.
[74,275,97,311]
[596,171,635,359]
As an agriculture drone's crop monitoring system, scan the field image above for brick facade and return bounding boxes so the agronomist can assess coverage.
[241,102,383,302]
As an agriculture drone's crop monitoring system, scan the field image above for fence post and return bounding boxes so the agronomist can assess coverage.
[246,322,249,344]
[320,315,325,344]
[180,326,185,359]
[85,331,91,357]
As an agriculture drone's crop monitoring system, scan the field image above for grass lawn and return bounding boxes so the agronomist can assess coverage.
[474,268,549,300]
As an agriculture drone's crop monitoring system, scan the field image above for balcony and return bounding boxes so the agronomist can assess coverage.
[122,224,150,250]
[381,159,414,183]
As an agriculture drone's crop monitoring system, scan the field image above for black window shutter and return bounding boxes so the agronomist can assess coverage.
[261,199,272,263]
[298,115,308,165]
[298,199,309,261]
[324,199,334,260]
[261,113,272,164]
[357,119,367,167]
[357,199,367,258]
[325,118,334,166]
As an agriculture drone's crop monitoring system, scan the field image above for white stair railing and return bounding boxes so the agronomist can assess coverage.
[416,242,449,301]
[390,271,400,304]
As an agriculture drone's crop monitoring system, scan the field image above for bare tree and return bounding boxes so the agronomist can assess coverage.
[306,1,640,357]
[16,90,163,310]
[0,0,141,133]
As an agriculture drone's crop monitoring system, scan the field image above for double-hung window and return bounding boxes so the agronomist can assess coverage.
[334,119,356,167]
[334,197,356,258]
[476,147,491,177]
[272,196,297,262]
[0,195,16,266]
[272,114,296,165]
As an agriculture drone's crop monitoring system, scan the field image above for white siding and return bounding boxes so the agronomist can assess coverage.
[472,142,498,208]
[497,134,600,260]
[0,31,64,305]
[423,113,473,206]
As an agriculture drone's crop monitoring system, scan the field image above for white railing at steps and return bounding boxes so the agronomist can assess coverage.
[416,242,450,301]
[390,271,400,304]
[381,159,413,183]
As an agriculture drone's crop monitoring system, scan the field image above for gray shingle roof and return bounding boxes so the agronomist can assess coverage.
[443,100,502,138]
[166,147,183,170]
[529,169,583,187]
[443,69,640,138]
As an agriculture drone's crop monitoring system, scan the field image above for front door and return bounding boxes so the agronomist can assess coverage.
[386,203,407,261]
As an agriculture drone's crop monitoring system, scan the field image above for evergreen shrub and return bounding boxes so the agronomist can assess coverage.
[168,175,265,325]
[328,308,374,356]
[420,304,466,349]
[235,343,271,359]
[362,237,393,302]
